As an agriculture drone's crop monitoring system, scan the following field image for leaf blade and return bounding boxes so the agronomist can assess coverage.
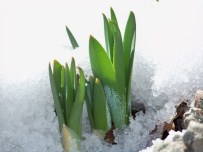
[103,14,114,61]
[111,21,125,95]
[53,60,62,97]
[89,35,116,88]
[64,63,74,124]
[125,49,135,125]
[110,7,118,25]
[70,58,76,97]
[66,26,79,49]
[49,63,65,132]
[123,11,136,87]
[92,78,109,132]
[85,76,95,130]
[68,67,85,138]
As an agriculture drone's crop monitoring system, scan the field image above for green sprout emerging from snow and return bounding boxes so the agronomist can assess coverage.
[49,58,85,152]
[88,8,136,128]
[85,76,112,138]
[49,7,136,151]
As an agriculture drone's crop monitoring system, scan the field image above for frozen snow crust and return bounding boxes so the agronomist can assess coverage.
[1,0,203,152]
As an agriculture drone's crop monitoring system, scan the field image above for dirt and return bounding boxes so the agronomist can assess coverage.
[161,101,189,140]
[104,101,190,143]
[104,124,117,144]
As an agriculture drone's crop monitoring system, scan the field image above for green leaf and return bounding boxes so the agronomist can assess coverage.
[66,26,79,49]
[126,49,135,125]
[126,33,136,107]
[85,77,95,130]
[108,21,115,63]
[61,66,65,89]
[53,60,62,97]
[64,63,74,124]
[53,60,65,110]
[88,9,136,129]
[89,76,95,94]
[103,14,114,61]
[49,63,65,132]
[110,7,118,25]
[111,21,125,95]
[68,103,83,138]
[112,22,127,127]
[68,67,85,138]
[89,35,116,88]
[104,86,125,128]
[74,67,85,104]
[70,58,76,97]
[123,11,136,87]
[61,66,67,122]
[92,78,109,132]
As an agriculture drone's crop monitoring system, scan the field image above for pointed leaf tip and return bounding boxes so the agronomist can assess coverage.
[66,26,79,49]
[89,35,116,87]
[110,7,118,25]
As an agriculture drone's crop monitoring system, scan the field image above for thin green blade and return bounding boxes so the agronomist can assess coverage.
[49,63,65,132]
[68,101,83,139]
[61,66,67,122]
[66,26,79,49]
[61,66,65,89]
[103,14,114,61]
[70,58,76,97]
[112,22,127,127]
[126,33,136,104]
[123,11,136,87]
[85,84,94,129]
[89,35,116,88]
[110,7,118,25]
[53,60,62,98]
[108,21,116,64]
[68,67,85,138]
[126,49,135,125]
[92,78,109,132]
[89,76,95,93]
[65,63,74,124]
[74,67,85,104]
[85,76,95,130]
[111,21,125,95]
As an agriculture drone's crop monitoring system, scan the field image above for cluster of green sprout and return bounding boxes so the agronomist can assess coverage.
[49,8,136,152]
[49,58,85,151]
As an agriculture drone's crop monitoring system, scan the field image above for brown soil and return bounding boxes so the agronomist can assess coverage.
[161,101,189,140]
[104,124,117,144]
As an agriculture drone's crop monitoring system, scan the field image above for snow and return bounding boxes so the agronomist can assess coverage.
[1,0,203,151]
[0,70,63,151]
[140,130,186,152]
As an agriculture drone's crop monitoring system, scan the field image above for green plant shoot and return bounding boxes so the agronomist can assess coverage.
[89,8,136,128]
[85,76,111,138]
[49,58,85,152]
